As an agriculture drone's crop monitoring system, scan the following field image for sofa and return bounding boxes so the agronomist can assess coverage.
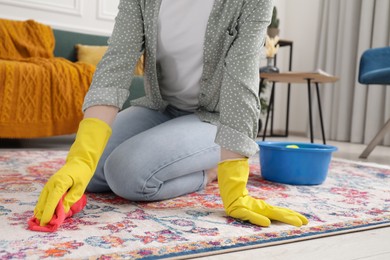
[0,18,144,139]
[52,29,145,112]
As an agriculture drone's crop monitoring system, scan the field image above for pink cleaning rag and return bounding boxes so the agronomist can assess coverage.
[28,194,87,232]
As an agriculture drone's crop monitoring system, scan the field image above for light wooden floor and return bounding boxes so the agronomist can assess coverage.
[2,134,389,260]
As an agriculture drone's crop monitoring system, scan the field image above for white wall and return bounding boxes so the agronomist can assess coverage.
[269,0,322,136]
[0,0,321,136]
[0,0,119,35]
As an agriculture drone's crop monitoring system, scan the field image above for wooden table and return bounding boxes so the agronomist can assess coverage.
[260,71,339,144]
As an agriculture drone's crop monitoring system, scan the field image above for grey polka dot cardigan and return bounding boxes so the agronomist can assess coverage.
[83,0,273,157]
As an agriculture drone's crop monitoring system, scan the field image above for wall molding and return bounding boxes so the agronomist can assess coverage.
[0,0,82,16]
[50,22,112,37]
[97,0,119,21]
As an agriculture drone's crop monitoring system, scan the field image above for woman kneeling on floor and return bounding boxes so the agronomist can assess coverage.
[32,0,308,229]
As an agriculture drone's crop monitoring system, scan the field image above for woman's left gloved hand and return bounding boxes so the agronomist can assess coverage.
[217,158,309,227]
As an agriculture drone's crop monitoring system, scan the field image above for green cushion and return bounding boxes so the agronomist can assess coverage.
[53,29,145,103]
[53,29,109,61]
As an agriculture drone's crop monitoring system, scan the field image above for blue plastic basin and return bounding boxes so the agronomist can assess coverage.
[257,141,338,185]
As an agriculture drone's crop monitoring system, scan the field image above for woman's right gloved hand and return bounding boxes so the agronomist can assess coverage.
[33,118,112,226]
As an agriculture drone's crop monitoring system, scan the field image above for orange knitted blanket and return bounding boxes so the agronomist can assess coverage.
[0,19,95,138]
[0,58,95,138]
[0,18,54,60]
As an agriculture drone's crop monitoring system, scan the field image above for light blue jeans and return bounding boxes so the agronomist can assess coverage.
[86,105,220,201]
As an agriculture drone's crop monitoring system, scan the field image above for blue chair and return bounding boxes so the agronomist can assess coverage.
[358,46,390,158]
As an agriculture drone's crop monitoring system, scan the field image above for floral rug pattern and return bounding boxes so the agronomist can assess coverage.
[0,150,390,259]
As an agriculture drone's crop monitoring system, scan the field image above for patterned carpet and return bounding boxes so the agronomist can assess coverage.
[0,150,389,259]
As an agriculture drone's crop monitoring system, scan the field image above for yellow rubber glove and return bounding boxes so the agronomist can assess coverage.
[218,158,309,227]
[34,118,112,226]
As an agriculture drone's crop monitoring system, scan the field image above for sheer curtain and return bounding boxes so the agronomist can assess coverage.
[313,0,390,146]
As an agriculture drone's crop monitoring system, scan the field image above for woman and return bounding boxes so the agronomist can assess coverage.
[33,0,308,228]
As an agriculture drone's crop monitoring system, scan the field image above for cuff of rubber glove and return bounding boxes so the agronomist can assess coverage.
[80,117,112,135]
[218,158,249,171]
[28,194,87,232]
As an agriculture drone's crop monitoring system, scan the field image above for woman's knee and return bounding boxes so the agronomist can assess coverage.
[103,148,157,201]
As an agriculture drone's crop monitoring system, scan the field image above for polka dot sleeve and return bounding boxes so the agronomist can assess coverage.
[82,0,145,111]
[215,0,273,157]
